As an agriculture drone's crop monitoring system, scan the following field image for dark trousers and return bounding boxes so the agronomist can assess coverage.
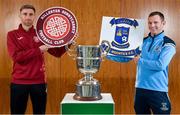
[134,88,171,114]
[10,83,47,114]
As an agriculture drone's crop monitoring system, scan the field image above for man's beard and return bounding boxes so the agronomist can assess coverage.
[23,20,33,27]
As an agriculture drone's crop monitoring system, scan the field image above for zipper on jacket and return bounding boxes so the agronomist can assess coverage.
[147,31,164,52]
[148,37,154,52]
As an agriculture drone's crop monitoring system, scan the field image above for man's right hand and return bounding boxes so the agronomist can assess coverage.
[133,55,140,64]
[39,45,49,53]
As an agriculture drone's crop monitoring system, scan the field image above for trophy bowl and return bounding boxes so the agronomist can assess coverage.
[73,45,103,101]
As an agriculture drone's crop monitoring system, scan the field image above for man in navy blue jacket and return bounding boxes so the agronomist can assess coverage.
[133,11,176,114]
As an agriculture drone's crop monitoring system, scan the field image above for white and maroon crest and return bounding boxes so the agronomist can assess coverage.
[36,7,78,47]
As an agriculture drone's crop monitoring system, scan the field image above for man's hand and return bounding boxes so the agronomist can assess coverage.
[39,45,49,53]
[133,55,140,64]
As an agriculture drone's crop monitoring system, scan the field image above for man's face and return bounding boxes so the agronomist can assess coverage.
[148,15,165,36]
[20,9,35,27]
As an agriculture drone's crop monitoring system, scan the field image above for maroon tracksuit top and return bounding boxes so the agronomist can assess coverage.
[7,24,66,84]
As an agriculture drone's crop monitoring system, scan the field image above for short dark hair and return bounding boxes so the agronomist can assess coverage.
[20,4,36,13]
[149,11,165,21]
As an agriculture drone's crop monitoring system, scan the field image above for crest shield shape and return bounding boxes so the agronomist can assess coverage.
[114,26,129,44]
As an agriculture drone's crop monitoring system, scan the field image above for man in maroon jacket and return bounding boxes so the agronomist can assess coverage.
[7,4,67,114]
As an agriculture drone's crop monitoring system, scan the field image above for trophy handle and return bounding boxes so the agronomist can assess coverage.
[65,40,77,60]
[65,33,79,59]
[100,40,111,61]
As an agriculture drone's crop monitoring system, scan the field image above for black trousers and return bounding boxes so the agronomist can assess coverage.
[10,83,47,114]
[134,88,171,114]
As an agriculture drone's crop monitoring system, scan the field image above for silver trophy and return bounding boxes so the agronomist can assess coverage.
[66,41,110,101]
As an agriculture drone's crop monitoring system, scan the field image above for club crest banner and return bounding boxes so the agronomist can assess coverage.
[99,16,145,62]
[36,7,78,47]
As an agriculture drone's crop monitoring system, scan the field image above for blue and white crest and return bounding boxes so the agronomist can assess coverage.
[99,17,145,63]
[114,26,129,45]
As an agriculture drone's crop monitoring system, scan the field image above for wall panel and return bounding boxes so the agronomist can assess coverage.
[0,0,180,114]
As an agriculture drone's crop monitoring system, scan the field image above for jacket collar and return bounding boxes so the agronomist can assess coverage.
[18,24,35,33]
[148,31,165,40]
